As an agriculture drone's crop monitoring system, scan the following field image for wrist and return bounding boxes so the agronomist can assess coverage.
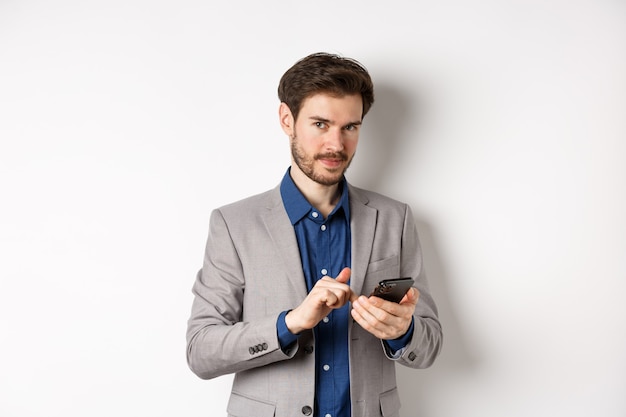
[284,309,304,335]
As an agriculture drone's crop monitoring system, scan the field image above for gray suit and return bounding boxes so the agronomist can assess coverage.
[186,183,442,417]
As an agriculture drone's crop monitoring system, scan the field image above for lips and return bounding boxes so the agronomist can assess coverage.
[319,159,343,169]
[317,155,346,168]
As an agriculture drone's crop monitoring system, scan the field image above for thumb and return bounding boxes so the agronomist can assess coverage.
[335,267,351,284]
[402,287,420,305]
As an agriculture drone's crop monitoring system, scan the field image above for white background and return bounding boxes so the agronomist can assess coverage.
[1,1,625,416]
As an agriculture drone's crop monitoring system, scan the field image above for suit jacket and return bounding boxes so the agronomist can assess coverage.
[186,183,442,417]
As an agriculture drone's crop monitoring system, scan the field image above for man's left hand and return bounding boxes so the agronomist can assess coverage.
[350,287,419,340]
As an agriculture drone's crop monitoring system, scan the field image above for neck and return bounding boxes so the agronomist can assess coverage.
[290,168,342,218]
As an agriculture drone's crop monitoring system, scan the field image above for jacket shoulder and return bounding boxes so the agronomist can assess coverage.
[215,186,282,218]
[348,184,409,211]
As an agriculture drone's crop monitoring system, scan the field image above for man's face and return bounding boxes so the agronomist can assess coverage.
[280,93,363,186]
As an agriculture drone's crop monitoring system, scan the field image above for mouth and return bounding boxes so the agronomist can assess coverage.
[316,153,347,168]
[317,157,345,170]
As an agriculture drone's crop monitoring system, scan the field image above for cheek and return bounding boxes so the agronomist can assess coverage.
[297,129,325,149]
[344,137,359,153]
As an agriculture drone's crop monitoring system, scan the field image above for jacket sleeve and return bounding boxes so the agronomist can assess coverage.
[390,204,443,368]
[186,209,295,380]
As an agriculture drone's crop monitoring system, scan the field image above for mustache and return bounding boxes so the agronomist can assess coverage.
[314,152,348,161]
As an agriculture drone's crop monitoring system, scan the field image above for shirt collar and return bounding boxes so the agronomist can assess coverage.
[280,167,351,225]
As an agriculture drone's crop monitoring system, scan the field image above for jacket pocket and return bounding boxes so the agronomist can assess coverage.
[379,387,401,417]
[227,391,276,417]
[366,255,399,274]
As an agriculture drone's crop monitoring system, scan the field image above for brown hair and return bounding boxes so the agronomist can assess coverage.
[277,52,375,121]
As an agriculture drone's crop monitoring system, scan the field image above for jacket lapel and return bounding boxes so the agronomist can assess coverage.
[261,186,309,300]
[348,185,377,298]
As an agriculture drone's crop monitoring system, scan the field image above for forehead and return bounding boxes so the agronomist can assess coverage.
[298,92,363,121]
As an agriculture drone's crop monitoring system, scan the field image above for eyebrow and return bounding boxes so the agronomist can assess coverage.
[309,116,362,127]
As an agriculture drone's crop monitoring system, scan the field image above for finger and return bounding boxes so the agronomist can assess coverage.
[352,297,410,339]
[353,296,386,325]
[321,287,349,308]
[321,293,337,307]
[364,295,414,328]
[333,268,355,302]
[318,271,354,305]
[374,295,416,323]
[351,299,390,338]
[334,267,351,284]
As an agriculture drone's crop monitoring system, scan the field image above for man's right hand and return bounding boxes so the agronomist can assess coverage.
[285,267,355,334]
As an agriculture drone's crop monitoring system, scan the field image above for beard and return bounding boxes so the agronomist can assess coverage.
[290,135,353,186]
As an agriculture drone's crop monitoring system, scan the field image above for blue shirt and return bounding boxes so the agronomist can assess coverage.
[276,168,413,417]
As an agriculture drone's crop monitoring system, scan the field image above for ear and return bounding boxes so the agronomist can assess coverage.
[278,102,295,137]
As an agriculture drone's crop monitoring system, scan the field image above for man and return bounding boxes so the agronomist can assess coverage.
[186,52,442,417]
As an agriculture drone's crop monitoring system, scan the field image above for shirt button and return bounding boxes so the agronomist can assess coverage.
[321,268,328,276]
[311,212,319,218]
[323,364,330,371]
[322,316,329,323]
[325,414,332,417]
[320,224,327,231]
[302,405,313,415]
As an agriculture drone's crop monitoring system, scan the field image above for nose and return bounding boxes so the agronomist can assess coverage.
[324,127,344,152]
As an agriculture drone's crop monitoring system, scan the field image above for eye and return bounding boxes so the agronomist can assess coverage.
[344,124,357,131]
[315,121,327,129]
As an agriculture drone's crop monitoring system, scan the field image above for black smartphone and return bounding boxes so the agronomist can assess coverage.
[369,277,415,303]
